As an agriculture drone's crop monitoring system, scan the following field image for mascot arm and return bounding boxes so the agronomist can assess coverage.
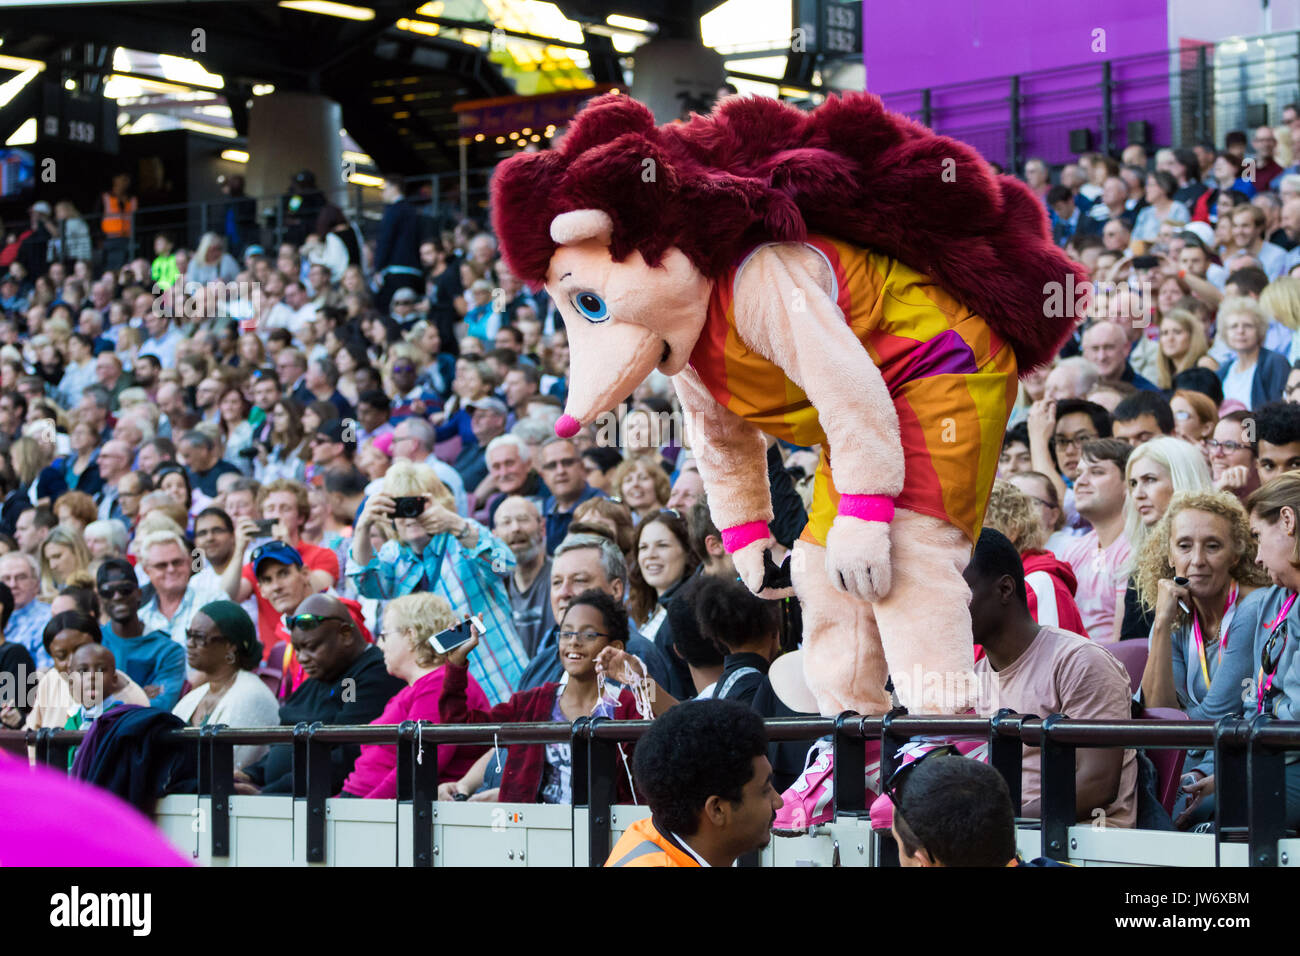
[675,364,789,597]
[732,243,905,500]
[733,242,904,602]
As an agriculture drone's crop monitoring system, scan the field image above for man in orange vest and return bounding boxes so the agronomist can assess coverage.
[604,700,782,867]
[101,172,137,271]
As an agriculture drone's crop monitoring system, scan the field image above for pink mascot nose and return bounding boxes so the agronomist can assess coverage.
[555,414,581,438]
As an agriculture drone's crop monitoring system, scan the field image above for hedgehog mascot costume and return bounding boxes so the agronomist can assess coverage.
[490,91,1082,813]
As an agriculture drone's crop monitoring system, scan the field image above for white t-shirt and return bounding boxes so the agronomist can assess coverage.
[1221,359,1256,409]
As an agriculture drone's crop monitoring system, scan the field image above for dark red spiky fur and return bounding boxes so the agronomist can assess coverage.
[491,92,1084,370]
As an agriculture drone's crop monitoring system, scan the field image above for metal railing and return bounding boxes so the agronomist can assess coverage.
[877,30,1300,170]
[8,710,1300,867]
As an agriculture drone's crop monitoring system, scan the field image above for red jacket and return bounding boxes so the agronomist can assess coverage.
[1021,549,1088,637]
[438,662,640,804]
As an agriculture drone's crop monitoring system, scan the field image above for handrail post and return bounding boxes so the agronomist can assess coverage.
[989,708,1026,814]
[569,716,590,868]
[304,721,330,864]
[291,720,310,798]
[1214,714,1250,856]
[1008,74,1021,174]
[586,716,616,868]
[832,710,866,817]
[878,707,910,786]
[209,724,233,860]
[411,721,438,868]
[1247,714,1285,867]
[1039,713,1075,862]
[1101,59,1114,157]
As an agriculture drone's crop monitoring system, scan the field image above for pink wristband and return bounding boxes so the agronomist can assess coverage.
[838,493,895,524]
[720,520,770,554]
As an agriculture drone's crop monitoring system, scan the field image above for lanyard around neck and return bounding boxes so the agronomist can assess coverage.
[1257,590,1297,714]
[1191,582,1238,689]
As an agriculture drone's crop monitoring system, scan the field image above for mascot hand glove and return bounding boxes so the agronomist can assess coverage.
[826,494,895,603]
[722,521,795,600]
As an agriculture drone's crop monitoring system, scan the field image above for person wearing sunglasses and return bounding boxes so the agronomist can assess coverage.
[888,750,1065,866]
[235,593,403,796]
[95,559,186,712]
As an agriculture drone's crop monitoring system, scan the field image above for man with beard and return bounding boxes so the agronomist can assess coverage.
[494,496,554,657]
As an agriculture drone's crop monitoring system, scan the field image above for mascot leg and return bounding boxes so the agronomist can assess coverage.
[793,539,892,717]
[870,508,977,715]
[796,508,975,717]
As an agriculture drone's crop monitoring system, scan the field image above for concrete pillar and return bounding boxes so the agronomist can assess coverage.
[244,91,342,213]
[629,38,726,124]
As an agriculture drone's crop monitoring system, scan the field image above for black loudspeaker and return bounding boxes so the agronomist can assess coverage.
[1069,128,1093,153]
[1127,120,1151,145]
[1246,103,1269,128]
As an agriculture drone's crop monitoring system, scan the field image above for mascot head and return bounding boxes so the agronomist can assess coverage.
[492,92,1086,437]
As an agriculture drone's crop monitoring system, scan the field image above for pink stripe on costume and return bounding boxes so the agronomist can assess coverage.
[837,494,895,524]
[721,520,770,553]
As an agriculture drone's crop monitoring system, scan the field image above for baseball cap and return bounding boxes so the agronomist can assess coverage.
[316,418,356,448]
[468,396,507,416]
[244,244,265,257]
[1179,221,1215,251]
[30,201,51,216]
[251,540,303,576]
[391,287,419,304]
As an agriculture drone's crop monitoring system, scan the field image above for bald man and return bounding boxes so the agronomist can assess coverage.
[95,439,135,522]
[235,592,402,795]
[1081,320,1160,392]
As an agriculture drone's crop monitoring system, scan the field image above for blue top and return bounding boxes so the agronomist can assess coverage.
[101,622,188,712]
[1245,586,1300,763]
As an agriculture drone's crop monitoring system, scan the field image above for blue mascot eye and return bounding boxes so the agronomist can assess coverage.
[572,292,609,322]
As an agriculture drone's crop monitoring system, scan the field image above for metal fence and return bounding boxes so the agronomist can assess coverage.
[878,31,1300,171]
[6,710,1299,867]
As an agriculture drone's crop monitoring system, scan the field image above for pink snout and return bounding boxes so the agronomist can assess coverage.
[555,414,581,438]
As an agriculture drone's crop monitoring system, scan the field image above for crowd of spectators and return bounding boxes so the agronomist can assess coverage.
[3,102,1300,864]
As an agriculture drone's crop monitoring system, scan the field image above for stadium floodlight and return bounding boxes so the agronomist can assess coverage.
[279,1,376,21]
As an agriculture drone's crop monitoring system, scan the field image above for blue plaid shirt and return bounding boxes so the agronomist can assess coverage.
[347,521,526,706]
[8,599,53,669]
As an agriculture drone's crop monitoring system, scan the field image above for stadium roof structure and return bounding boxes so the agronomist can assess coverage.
[0,0,752,175]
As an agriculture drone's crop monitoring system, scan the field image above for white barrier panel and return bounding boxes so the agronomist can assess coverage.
[154,796,1290,867]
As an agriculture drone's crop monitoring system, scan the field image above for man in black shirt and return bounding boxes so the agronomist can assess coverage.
[234,594,403,795]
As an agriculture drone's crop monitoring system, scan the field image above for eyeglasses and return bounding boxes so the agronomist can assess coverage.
[287,613,350,632]
[98,582,136,598]
[1052,433,1098,451]
[185,630,227,647]
[883,743,961,809]
[1262,619,1289,676]
[1206,439,1249,454]
[557,629,611,644]
[541,457,578,471]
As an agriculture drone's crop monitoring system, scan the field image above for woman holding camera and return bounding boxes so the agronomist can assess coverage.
[347,459,525,706]
[340,592,489,798]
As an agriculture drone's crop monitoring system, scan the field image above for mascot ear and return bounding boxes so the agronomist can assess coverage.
[550,209,614,247]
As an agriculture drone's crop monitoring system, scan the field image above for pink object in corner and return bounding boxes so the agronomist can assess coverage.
[837,493,895,523]
[555,414,581,438]
[721,520,770,554]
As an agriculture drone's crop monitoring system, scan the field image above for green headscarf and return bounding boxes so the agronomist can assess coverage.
[198,600,263,666]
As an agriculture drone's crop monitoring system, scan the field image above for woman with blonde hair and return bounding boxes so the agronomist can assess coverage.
[349,459,524,705]
[9,435,63,508]
[1260,276,1300,365]
[39,525,91,597]
[1117,436,1214,641]
[339,592,490,798]
[609,456,671,523]
[1155,308,1213,390]
[984,479,1087,634]
[1134,490,1271,827]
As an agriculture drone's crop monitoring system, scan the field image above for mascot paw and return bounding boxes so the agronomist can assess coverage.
[825,516,892,603]
[732,536,796,600]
